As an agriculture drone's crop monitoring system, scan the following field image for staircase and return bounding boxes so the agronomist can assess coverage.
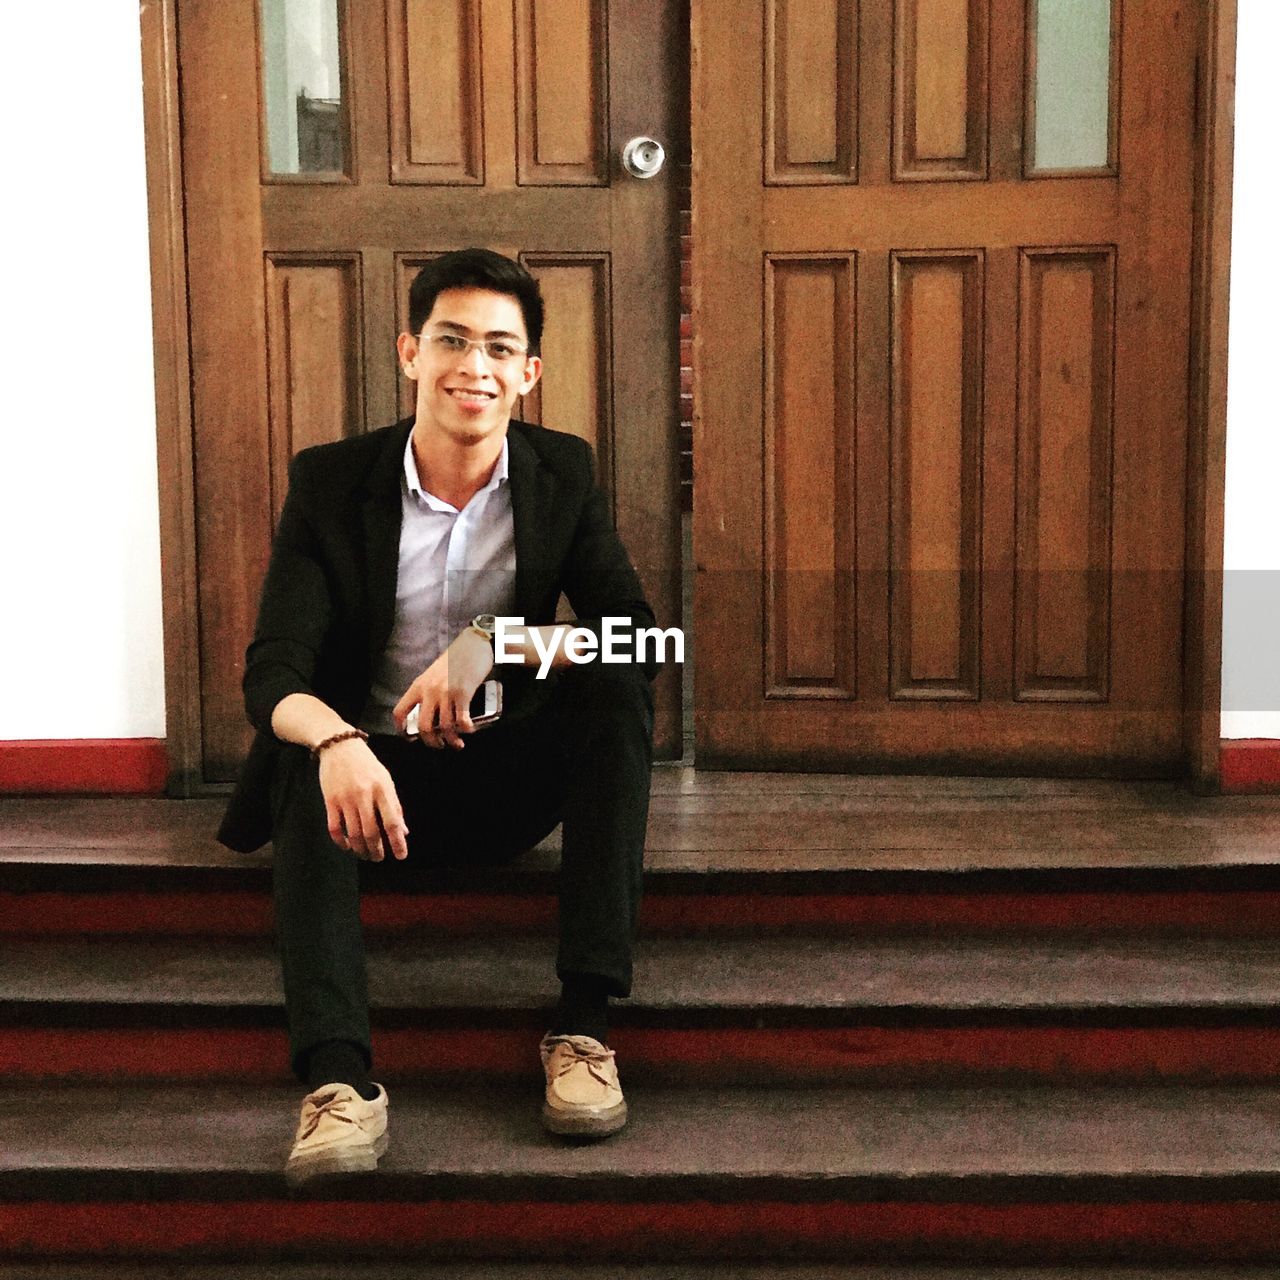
[3,775,1280,1271]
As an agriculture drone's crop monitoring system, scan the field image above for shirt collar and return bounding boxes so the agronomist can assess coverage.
[403,431,509,510]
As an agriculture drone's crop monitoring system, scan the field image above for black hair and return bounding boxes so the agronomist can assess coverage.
[407,248,545,354]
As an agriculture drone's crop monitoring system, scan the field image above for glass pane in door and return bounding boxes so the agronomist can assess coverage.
[261,0,347,175]
[1030,0,1113,172]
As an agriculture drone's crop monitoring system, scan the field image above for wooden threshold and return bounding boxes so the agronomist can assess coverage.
[2,778,1279,873]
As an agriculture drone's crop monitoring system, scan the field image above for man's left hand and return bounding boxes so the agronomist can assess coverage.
[393,628,494,750]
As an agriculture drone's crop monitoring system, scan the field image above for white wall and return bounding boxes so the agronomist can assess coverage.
[0,4,1272,744]
[1221,0,1280,739]
[0,8,164,738]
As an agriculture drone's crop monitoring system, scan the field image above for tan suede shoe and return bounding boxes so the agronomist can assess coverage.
[285,1081,389,1186]
[539,1033,627,1137]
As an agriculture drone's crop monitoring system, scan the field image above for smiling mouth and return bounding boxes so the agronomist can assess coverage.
[446,388,497,402]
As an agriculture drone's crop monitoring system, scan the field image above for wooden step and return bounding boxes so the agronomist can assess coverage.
[5,934,1280,1084]
[5,786,1280,937]
[2,1082,1280,1263]
[0,1267,1269,1280]
[8,783,1280,876]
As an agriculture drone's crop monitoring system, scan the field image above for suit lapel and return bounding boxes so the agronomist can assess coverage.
[507,424,553,622]
[360,418,414,668]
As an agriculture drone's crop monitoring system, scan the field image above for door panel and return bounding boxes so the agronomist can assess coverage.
[694,0,1196,774]
[181,0,683,781]
[264,253,366,521]
[514,0,609,185]
[762,253,858,700]
[386,0,484,184]
[894,0,988,179]
[890,249,984,702]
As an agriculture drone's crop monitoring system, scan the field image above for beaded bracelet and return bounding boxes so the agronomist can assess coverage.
[311,728,369,762]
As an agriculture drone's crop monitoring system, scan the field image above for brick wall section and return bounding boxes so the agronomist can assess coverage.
[678,162,693,512]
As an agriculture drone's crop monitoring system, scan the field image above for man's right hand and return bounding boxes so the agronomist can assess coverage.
[317,738,409,861]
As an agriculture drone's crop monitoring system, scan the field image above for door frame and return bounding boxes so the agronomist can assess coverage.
[143,0,1238,795]
[142,0,202,794]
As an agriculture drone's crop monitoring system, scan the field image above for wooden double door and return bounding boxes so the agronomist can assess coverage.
[692,0,1201,775]
[176,0,1204,784]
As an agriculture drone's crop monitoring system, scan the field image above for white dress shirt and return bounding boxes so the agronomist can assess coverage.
[358,431,517,735]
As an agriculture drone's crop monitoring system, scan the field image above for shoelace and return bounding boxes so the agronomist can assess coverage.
[298,1088,361,1142]
[543,1035,618,1088]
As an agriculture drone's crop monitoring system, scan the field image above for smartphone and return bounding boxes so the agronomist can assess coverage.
[404,678,502,737]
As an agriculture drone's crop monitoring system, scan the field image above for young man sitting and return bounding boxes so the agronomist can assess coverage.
[216,248,662,1184]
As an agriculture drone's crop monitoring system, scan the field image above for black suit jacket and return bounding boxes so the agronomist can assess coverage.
[216,416,661,853]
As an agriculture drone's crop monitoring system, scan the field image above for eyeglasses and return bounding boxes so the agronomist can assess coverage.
[420,331,530,364]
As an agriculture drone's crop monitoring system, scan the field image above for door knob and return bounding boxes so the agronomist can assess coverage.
[621,136,666,179]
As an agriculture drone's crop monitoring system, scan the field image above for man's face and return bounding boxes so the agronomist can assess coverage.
[398,287,542,444]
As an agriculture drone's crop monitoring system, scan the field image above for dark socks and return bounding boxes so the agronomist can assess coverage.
[305,983,609,1093]
[305,1039,380,1101]
[552,974,611,1045]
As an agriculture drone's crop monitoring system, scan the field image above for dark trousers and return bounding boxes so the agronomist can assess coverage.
[268,661,655,1081]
